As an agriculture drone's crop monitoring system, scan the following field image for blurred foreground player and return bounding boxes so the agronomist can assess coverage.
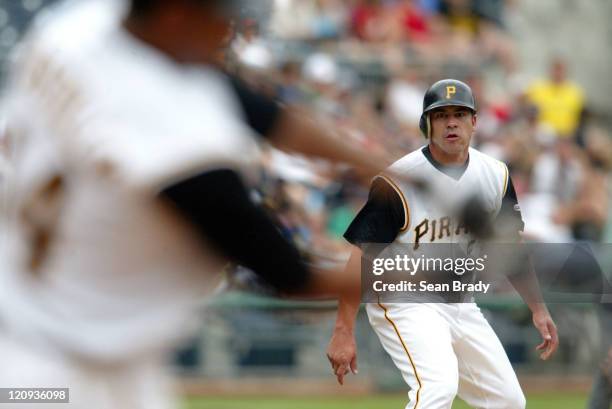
[0,0,392,408]
[326,80,559,409]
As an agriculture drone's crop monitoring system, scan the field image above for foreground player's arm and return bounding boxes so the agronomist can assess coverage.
[228,75,391,180]
[267,108,389,179]
[327,178,405,384]
[497,177,558,360]
[160,169,356,297]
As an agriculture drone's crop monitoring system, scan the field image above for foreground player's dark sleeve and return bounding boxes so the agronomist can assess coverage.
[495,176,525,239]
[343,177,406,246]
[160,169,309,293]
[228,75,282,138]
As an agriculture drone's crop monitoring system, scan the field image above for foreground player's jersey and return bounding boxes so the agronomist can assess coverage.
[382,146,508,250]
[0,0,259,362]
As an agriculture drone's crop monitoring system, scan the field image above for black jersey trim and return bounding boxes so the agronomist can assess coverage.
[376,174,410,231]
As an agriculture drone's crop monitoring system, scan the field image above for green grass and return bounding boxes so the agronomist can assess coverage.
[184,392,588,409]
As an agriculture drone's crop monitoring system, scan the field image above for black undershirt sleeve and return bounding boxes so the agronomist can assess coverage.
[495,175,525,239]
[227,75,282,138]
[343,177,406,246]
[160,169,309,293]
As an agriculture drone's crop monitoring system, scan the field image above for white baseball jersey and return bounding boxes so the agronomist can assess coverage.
[362,146,525,409]
[381,146,508,249]
[362,146,511,305]
[0,0,260,365]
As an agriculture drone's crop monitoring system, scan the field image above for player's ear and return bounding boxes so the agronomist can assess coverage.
[471,112,477,127]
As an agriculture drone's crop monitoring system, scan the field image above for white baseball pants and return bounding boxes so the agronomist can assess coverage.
[366,302,526,409]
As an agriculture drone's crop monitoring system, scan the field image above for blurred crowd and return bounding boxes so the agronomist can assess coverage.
[228,0,611,262]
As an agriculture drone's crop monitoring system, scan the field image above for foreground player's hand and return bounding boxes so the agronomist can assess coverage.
[326,328,358,385]
[532,308,558,360]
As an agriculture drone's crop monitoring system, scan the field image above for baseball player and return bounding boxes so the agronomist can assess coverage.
[0,1,395,408]
[326,79,559,409]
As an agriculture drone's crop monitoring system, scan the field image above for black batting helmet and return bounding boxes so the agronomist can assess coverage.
[419,79,476,138]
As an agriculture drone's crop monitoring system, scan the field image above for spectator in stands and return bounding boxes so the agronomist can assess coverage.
[551,130,610,241]
[433,0,516,72]
[395,0,431,43]
[311,0,348,40]
[438,0,480,36]
[270,0,320,40]
[277,60,306,105]
[350,0,396,42]
[386,65,426,132]
[418,0,442,15]
[526,57,585,139]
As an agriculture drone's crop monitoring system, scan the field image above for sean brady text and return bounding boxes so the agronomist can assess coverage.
[373,280,491,294]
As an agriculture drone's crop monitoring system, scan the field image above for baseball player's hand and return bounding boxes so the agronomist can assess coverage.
[532,308,558,360]
[326,328,358,385]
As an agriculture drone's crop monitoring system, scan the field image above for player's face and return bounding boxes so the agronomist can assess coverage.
[429,106,476,163]
[164,2,233,64]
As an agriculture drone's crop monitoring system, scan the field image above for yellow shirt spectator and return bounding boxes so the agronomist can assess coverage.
[527,79,584,138]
